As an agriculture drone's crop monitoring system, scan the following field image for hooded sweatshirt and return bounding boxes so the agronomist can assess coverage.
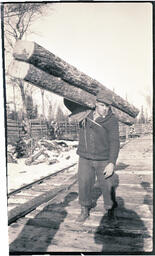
[77,109,120,164]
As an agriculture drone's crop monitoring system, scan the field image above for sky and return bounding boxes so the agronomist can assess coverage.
[23,2,153,117]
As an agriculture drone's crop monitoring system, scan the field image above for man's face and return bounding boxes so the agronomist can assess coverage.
[95,101,109,117]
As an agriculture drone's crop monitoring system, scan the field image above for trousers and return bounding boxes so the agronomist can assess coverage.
[78,157,117,210]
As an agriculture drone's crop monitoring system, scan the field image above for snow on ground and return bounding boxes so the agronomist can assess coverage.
[7,145,78,194]
[7,139,137,194]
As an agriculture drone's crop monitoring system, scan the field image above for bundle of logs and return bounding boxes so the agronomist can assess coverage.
[8,40,139,125]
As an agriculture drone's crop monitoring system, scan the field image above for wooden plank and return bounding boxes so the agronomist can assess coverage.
[7,119,17,123]
[116,183,152,193]
[8,60,135,125]
[8,174,77,225]
[7,132,19,136]
[8,135,152,253]
[31,126,47,129]
[115,173,152,184]
[47,229,152,252]
[7,127,19,131]
[94,202,152,219]
[54,190,153,251]
[30,119,46,124]
[13,40,139,118]
[7,130,19,133]
[63,212,152,233]
[9,224,53,252]
[31,128,47,131]
[7,124,19,128]
[31,124,40,127]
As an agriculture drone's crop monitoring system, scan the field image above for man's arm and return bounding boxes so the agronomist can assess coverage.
[63,98,91,123]
[104,116,120,179]
[108,116,120,165]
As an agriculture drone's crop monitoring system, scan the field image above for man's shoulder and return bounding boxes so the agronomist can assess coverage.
[107,113,119,126]
[111,113,118,122]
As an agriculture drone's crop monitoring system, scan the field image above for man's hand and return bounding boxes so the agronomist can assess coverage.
[104,163,114,179]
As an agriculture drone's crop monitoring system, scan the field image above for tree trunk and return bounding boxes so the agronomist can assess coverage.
[13,84,17,116]
[9,60,96,109]
[9,60,135,125]
[18,79,31,136]
[41,89,45,119]
[13,40,139,118]
[64,98,134,125]
[111,106,134,125]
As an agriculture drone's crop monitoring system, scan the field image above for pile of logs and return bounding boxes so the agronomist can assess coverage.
[25,139,71,165]
[7,145,17,163]
[8,40,139,125]
[7,138,72,165]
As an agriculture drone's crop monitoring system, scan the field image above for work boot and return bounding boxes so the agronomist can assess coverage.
[107,201,118,220]
[108,186,118,219]
[113,201,118,209]
[88,200,97,211]
[111,187,118,207]
[76,206,89,222]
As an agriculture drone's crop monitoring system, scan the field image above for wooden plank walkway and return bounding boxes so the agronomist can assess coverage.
[9,134,153,253]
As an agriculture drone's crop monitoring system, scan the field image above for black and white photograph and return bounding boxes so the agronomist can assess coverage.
[0,1,153,254]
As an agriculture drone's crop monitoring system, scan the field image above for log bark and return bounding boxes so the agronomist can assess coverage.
[69,107,134,125]
[13,40,139,118]
[8,60,96,109]
[8,60,135,125]
[63,98,134,125]
[111,106,134,125]
[25,149,45,165]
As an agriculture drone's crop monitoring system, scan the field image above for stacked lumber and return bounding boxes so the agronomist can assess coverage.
[8,40,139,125]
[7,119,22,143]
[30,119,47,137]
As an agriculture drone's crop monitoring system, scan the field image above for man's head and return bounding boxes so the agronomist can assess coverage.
[95,91,112,117]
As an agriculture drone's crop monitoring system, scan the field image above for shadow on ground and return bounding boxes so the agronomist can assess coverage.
[9,168,152,253]
[115,162,129,171]
[141,181,153,215]
[94,196,151,252]
[9,192,78,253]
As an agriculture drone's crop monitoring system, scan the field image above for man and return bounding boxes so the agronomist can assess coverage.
[64,91,120,222]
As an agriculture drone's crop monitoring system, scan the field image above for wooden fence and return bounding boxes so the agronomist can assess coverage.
[7,119,48,144]
[6,118,152,144]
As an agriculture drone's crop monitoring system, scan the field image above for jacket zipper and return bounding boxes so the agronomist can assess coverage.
[83,119,88,151]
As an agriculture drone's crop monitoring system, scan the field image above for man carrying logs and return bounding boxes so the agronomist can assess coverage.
[8,40,139,222]
[64,91,120,222]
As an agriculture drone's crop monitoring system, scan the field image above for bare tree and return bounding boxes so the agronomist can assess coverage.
[41,89,45,121]
[48,102,53,123]
[56,105,67,122]
[139,105,145,124]
[3,3,49,48]
[3,2,52,135]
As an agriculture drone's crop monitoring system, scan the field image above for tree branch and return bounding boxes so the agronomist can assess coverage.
[4,34,14,49]
[7,18,18,39]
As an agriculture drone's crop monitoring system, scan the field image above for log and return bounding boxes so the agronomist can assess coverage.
[63,98,135,125]
[13,40,139,118]
[8,60,135,125]
[111,106,134,125]
[25,149,45,165]
[8,174,77,225]
[8,59,95,109]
